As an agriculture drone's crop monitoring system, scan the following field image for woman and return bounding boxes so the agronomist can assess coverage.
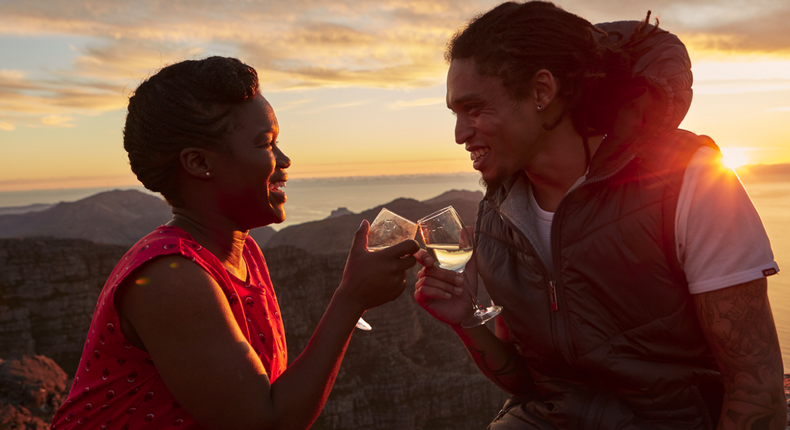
[51,56,419,430]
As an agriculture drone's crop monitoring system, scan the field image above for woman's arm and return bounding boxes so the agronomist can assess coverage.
[117,222,419,430]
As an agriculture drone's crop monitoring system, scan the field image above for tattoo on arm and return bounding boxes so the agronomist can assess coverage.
[694,278,786,429]
[467,345,526,393]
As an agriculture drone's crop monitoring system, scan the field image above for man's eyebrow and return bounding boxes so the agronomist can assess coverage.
[448,93,483,109]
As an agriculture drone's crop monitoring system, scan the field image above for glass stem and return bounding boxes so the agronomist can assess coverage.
[457,268,483,310]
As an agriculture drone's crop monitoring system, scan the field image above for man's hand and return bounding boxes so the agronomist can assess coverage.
[414,248,477,326]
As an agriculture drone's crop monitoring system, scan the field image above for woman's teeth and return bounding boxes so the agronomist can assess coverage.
[269,182,286,194]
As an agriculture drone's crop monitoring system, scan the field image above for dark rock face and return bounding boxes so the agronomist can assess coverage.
[0,237,127,375]
[0,355,69,430]
[266,246,508,429]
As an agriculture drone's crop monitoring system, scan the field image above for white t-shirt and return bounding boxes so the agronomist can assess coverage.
[500,146,779,294]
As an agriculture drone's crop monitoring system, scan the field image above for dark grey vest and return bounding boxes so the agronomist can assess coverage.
[476,129,723,429]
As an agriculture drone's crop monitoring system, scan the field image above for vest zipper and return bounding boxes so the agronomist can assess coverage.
[549,152,639,371]
[549,281,558,311]
[492,208,571,364]
[691,386,715,429]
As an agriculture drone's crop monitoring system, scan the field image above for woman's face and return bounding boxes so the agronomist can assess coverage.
[211,93,290,229]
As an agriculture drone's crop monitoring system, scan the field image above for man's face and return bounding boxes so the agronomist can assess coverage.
[446,58,544,188]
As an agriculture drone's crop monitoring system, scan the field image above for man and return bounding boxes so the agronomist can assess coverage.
[414,2,786,428]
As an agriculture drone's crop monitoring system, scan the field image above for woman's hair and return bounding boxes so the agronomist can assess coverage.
[447,1,661,164]
[123,56,260,205]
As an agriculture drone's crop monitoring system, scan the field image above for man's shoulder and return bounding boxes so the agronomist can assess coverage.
[638,130,720,184]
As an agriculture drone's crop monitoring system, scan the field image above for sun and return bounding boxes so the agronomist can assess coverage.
[720,147,751,170]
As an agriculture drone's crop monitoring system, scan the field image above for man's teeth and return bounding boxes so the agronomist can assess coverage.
[269,182,286,191]
[470,148,489,161]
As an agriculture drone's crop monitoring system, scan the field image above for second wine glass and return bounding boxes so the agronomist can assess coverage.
[356,208,417,330]
[417,206,502,328]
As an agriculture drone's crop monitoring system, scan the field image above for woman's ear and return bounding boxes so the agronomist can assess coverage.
[179,147,212,179]
[532,69,558,110]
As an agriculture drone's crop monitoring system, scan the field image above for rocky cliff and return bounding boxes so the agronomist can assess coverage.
[0,237,127,375]
[266,246,507,429]
[0,355,68,430]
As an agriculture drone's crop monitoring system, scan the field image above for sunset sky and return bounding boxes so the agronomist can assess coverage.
[1,0,790,193]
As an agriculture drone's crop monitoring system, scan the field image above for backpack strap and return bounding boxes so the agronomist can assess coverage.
[643,129,719,288]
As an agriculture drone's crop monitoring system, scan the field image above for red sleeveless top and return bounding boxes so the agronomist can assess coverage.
[51,226,287,429]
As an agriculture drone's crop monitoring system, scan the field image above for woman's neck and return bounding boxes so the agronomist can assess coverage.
[166,209,249,280]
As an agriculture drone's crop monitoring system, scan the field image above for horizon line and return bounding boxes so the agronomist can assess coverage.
[2,161,788,197]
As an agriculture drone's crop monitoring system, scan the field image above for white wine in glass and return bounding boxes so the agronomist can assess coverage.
[418,206,502,328]
[356,208,418,330]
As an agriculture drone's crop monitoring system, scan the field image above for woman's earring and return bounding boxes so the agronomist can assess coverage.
[205,172,211,177]
[537,105,542,111]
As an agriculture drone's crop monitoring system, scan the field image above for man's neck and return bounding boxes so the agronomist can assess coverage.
[525,131,604,212]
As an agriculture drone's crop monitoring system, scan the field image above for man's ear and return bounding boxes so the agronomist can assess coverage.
[179,147,212,179]
[532,69,559,110]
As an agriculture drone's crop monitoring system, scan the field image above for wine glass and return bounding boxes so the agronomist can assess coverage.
[417,206,502,328]
[356,208,418,330]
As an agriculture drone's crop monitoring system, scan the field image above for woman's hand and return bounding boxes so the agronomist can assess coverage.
[414,249,477,326]
[336,220,419,314]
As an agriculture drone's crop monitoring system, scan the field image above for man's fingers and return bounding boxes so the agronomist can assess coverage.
[414,249,434,268]
[422,265,464,287]
[416,273,464,296]
[417,285,454,300]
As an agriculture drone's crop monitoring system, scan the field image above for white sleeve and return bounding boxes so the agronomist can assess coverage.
[675,147,779,294]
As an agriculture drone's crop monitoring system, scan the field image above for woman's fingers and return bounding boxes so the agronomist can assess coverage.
[382,239,420,258]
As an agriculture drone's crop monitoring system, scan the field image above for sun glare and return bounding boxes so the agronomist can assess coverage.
[720,147,751,170]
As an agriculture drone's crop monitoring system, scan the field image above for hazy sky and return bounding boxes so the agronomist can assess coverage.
[1,0,790,192]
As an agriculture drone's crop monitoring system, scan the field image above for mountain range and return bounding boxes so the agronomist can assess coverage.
[0,188,482,253]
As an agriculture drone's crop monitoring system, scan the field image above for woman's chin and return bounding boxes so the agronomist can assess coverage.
[269,208,286,225]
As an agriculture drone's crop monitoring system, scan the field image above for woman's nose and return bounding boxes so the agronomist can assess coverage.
[275,146,291,168]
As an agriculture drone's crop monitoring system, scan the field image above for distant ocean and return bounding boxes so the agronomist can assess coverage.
[0,172,486,229]
[1,172,788,370]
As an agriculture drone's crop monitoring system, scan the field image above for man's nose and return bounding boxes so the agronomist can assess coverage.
[455,117,473,145]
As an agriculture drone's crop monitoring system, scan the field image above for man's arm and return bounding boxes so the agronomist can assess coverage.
[693,277,787,430]
[452,316,534,394]
[414,249,533,394]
